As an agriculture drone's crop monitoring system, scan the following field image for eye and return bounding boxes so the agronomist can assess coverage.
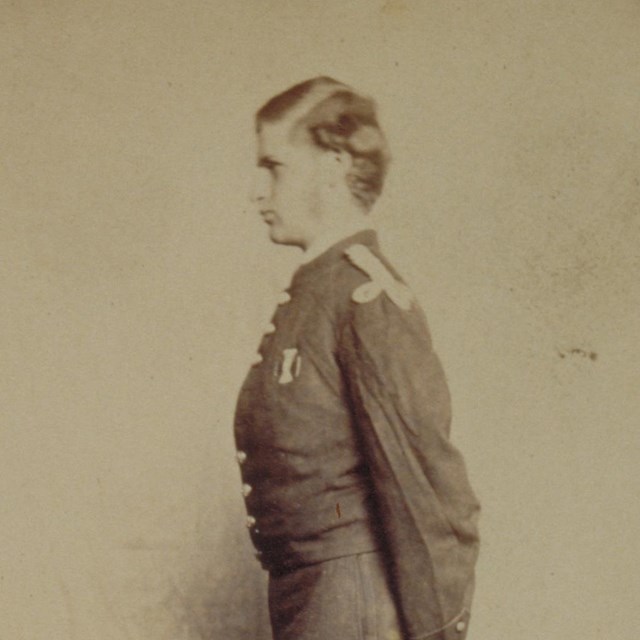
[259,157,282,174]
[265,161,281,174]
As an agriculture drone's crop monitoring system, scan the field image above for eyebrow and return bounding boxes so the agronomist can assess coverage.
[257,155,282,168]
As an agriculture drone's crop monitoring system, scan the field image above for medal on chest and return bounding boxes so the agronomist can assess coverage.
[275,347,302,384]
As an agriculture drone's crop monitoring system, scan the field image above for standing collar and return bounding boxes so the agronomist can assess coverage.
[291,227,379,288]
[300,220,375,265]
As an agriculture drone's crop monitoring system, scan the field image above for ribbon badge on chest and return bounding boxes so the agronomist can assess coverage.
[276,348,302,385]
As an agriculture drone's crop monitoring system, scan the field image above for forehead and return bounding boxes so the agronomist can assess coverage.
[258,122,312,160]
[256,98,318,160]
[257,119,294,154]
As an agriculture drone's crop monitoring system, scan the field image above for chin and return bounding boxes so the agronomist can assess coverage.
[268,227,299,248]
[268,227,285,245]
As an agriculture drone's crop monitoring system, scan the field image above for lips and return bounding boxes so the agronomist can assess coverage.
[261,210,277,224]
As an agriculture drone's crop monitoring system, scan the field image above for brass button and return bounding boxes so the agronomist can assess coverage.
[251,353,263,366]
[245,515,256,528]
[456,620,466,633]
[264,322,276,335]
[241,483,252,497]
[277,291,291,305]
[236,450,247,464]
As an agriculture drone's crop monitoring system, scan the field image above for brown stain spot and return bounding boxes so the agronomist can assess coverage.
[557,348,598,361]
[381,0,408,15]
[336,503,341,518]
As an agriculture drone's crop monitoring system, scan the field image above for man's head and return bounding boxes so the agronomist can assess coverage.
[251,77,390,248]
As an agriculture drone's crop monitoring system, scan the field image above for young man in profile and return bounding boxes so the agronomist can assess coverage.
[233,76,480,640]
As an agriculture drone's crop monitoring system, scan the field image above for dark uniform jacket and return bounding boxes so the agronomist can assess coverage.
[234,230,480,640]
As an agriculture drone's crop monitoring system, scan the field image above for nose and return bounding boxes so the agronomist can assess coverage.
[250,168,270,205]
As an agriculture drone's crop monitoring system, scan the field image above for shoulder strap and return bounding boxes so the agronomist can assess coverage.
[345,244,414,310]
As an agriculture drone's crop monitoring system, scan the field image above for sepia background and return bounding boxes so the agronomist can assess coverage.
[2,1,639,638]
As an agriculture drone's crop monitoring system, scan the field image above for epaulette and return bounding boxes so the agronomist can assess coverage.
[344,244,414,310]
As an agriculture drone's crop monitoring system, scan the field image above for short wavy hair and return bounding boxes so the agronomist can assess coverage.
[256,77,391,210]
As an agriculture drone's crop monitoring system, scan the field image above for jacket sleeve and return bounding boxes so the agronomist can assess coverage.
[337,283,480,640]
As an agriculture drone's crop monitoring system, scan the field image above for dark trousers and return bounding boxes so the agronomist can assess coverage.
[268,551,404,640]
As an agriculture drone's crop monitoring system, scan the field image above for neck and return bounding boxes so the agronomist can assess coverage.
[301,217,373,264]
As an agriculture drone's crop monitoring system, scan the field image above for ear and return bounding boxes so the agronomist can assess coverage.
[333,149,353,171]
[318,148,353,181]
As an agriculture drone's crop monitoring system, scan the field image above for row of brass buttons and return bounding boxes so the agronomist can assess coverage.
[238,290,292,548]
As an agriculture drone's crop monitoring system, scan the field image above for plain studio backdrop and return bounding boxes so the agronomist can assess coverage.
[2,1,639,638]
